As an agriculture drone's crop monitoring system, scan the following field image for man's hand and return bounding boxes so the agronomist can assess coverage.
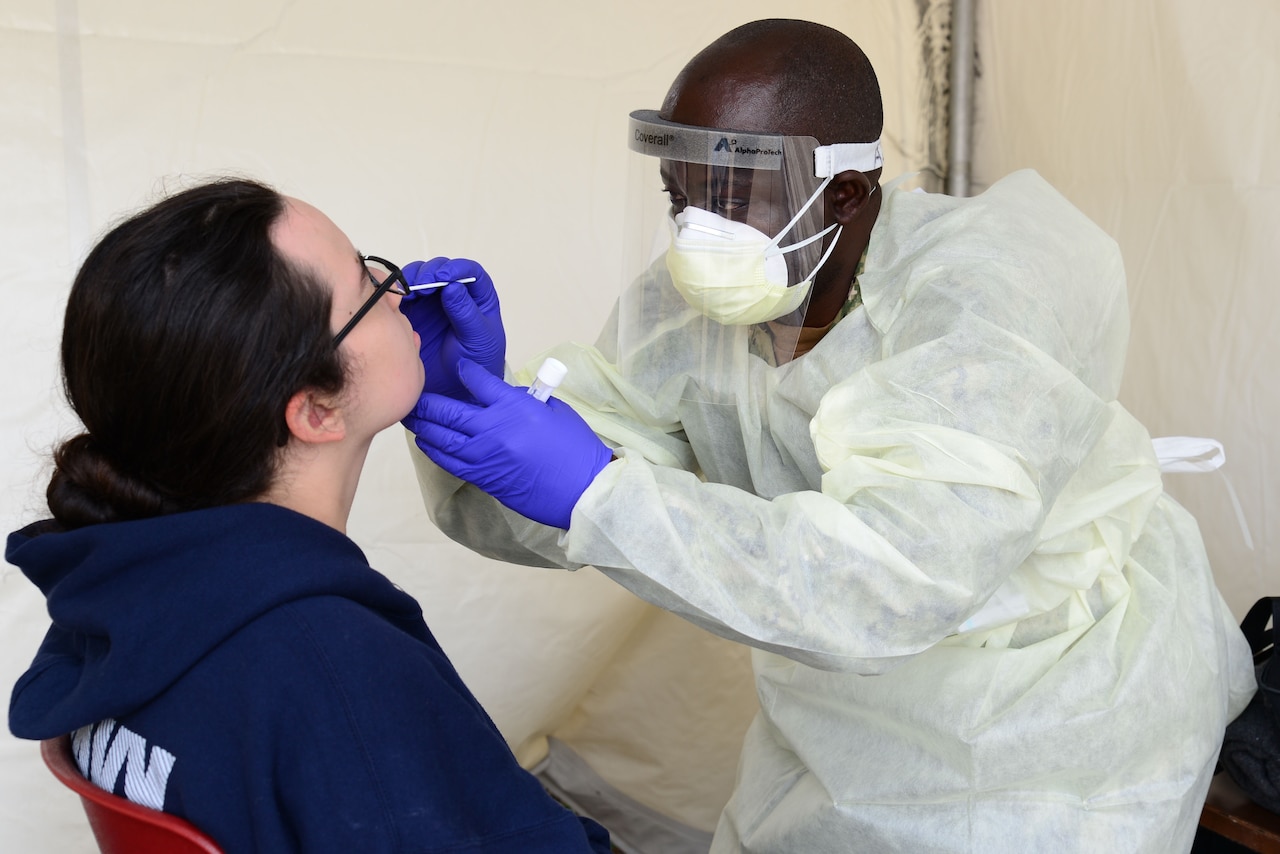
[403,359,613,529]
[399,257,505,401]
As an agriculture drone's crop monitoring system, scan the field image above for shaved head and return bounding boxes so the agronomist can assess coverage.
[660,19,883,145]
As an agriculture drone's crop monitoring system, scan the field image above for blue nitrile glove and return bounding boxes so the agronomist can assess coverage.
[403,359,613,529]
[399,256,506,400]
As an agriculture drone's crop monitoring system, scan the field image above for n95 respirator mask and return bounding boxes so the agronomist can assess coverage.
[665,180,844,326]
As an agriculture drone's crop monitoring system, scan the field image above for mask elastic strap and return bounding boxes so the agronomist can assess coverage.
[801,223,843,282]
[765,177,832,258]
[766,177,879,259]
[766,179,878,285]
[805,181,879,278]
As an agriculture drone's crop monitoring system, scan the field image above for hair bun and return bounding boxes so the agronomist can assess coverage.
[47,434,175,528]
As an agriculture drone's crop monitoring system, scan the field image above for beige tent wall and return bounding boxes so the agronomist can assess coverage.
[969,0,1279,618]
[0,2,931,851]
[9,1,1269,851]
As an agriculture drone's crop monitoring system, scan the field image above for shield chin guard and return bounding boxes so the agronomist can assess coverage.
[615,109,882,406]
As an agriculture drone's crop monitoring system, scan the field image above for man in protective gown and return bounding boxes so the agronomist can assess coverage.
[401,18,1255,854]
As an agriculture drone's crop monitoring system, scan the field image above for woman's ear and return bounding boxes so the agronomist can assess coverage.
[830,169,881,225]
[283,389,346,446]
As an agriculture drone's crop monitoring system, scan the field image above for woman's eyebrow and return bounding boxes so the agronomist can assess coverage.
[353,250,371,281]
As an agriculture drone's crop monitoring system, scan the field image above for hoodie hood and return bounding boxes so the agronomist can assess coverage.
[8,502,423,739]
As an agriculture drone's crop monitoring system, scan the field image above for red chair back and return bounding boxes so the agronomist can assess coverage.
[40,734,223,854]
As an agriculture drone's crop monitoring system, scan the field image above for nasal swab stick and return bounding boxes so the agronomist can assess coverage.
[408,276,478,292]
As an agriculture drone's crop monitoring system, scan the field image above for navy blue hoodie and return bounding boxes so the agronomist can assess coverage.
[7,502,610,853]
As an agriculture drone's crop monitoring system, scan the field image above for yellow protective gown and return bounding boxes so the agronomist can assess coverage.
[412,170,1255,853]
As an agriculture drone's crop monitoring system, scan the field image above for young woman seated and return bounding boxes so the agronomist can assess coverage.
[7,178,611,853]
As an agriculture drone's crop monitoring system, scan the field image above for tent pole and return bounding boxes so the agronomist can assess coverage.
[946,0,976,196]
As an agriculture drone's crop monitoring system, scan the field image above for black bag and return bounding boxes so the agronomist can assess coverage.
[1219,597,1280,814]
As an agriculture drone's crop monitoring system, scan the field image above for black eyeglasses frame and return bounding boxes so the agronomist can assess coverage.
[332,254,409,347]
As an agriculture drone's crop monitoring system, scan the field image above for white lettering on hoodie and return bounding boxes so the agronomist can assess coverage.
[71,718,176,810]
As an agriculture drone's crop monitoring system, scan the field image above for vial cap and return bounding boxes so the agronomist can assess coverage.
[535,357,569,389]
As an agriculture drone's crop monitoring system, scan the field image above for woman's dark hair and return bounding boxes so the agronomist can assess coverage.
[47,178,348,529]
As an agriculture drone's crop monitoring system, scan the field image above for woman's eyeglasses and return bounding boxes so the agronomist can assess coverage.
[332,255,409,346]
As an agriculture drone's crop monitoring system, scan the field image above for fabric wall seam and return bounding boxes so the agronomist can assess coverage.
[55,0,91,263]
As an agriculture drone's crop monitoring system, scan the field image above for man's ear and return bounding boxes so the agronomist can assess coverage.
[283,389,346,446]
[830,169,881,225]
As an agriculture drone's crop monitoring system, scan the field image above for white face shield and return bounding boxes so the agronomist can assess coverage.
[615,109,882,404]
